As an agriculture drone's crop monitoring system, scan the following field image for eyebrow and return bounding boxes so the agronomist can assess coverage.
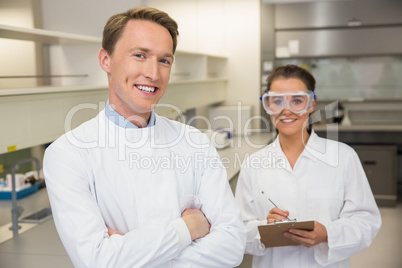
[128,47,174,59]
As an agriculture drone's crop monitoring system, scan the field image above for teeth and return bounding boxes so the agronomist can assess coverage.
[281,119,296,123]
[137,85,155,93]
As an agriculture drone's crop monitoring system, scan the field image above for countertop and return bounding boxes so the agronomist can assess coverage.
[313,123,402,146]
[313,124,402,132]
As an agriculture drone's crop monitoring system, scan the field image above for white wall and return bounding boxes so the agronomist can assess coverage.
[40,0,145,36]
[0,0,37,89]
[40,0,147,87]
[148,0,261,129]
[222,0,261,114]
[39,0,261,128]
[146,0,226,55]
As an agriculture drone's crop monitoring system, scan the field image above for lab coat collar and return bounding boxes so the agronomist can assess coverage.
[300,130,321,163]
[302,130,340,167]
[271,130,322,165]
[105,100,156,129]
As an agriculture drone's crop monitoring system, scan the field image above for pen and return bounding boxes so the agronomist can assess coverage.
[261,191,291,221]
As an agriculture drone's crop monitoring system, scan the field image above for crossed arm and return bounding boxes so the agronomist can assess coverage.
[108,208,211,241]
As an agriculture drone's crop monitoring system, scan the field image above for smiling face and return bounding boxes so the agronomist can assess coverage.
[269,78,315,139]
[99,19,174,126]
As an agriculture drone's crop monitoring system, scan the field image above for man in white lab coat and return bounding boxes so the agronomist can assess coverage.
[44,7,246,267]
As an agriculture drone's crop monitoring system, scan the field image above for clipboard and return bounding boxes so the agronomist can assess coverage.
[258,220,314,248]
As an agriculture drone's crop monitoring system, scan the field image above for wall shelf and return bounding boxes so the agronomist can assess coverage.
[162,79,227,111]
[169,78,227,85]
[0,24,228,153]
[0,87,110,155]
[0,85,108,97]
[0,24,101,44]
[175,49,228,59]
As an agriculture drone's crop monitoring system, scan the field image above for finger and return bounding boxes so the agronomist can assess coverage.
[182,209,203,216]
[266,212,289,223]
[106,226,113,236]
[181,209,188,216]
[288,228,313,239]
[284,232,314,247]
[181,208,196,217]
[107,226,124,236]
[283,231,301,244]
[267,216,287,224]
[270,207,289,217]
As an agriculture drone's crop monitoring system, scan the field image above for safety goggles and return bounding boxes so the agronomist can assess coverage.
[261,91,316,115]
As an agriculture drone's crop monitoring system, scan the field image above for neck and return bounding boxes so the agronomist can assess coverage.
[127,113,151,128]
[279,129,310,161]
[108,101,151,128]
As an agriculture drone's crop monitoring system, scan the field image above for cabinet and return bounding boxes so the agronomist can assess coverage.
[162,49,228,111]
[0,24,228,154]
[314,126,402,207]
[351,145,398,207]
[275,0,402,30]
[275,27,402,58]
[273,0,402,58]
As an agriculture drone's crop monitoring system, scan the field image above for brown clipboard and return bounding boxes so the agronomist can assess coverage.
[258,220,315,248]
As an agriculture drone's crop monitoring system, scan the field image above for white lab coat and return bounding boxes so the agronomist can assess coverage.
[235,131,381,268]
[44,109,246,268]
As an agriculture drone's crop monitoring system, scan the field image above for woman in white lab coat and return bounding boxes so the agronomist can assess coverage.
[235,64,381,267]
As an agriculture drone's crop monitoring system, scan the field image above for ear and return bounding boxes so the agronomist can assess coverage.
[310,97,317,113]
[98,48,111,73]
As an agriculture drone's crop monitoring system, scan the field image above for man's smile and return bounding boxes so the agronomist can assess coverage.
[135,84,158,93]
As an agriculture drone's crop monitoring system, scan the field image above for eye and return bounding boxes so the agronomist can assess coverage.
[270,97,283,106]
[292,97,305,105]
[159,58,171,65]
[134,53,145,59]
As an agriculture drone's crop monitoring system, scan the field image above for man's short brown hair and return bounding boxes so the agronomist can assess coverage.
[102,7,179,55]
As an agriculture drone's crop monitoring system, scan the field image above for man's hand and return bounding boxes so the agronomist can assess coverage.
[284,221,328,248]
[181,209,211,241]
[266,207,290,224]
[107,226,124,236]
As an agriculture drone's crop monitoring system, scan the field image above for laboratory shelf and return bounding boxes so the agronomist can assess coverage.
[0,24,228,154]
[0,182,40,200]
[0,85,108,96]
[0,24,101,44]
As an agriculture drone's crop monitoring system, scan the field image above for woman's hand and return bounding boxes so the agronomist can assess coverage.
[284,221,328,247]
[266,207,290,224]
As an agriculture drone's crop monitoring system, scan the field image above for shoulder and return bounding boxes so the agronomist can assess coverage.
[156,115,185,130]
[240,144,274,172]
[245,135,280,160]
[156,115,199,132]
[48,112,101,152]
[156,115,211,145]
[313,133,356,155]
[307,132,358,167]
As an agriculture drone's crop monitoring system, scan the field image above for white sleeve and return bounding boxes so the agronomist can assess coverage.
[171,145,246,267]
[314,148,382,266]
[235,161,268,256]
[44,141,191,268]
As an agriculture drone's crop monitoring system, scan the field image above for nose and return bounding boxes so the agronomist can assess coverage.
[281,108,292,116]
[280,102,292,116]
[143,58,160,81]
[281,101,292,115]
